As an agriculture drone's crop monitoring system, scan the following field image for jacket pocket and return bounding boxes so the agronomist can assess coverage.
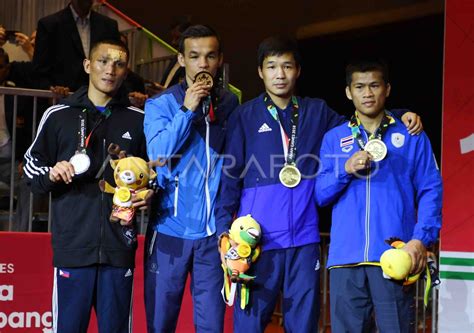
[173,174,179,217]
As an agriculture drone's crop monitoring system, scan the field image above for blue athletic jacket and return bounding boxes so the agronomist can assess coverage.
[144,82,239,239]
[315,116,442,268]
[215,94,345,250]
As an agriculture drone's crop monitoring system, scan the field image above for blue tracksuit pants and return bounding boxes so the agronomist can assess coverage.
[330,266,416,333]
[233,243,321,333]
[144,231,224,333]
[53,264,134,333]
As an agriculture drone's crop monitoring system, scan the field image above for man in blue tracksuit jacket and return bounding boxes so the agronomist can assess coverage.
[315,59,442,332]
[143,25,239,332]
[215,37,422,333]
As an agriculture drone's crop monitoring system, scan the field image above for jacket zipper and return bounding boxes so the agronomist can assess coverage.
[363,131,371,262]
[290,186,294,247]
[204,116,212,235]
[99,138,106,263]
[250,177,259,212]
[173,174,179,217]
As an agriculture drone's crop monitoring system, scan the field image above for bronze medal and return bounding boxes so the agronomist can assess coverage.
[194,71,214,88]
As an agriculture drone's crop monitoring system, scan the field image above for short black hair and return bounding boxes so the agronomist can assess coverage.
[89,39,129,62]
[178,24,221,54]
[257,35,301,68]
[345,58,389,86]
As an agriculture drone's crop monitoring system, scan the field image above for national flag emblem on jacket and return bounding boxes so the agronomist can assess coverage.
[340,135,354,147]
[59,269,70,278]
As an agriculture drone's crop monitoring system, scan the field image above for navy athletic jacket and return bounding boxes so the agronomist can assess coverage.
[215,94,344,250]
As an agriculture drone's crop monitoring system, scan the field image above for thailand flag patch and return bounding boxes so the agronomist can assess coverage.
[59,270,70,278]
[340,135,354,147]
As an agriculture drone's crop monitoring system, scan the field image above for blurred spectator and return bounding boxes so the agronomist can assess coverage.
[0,48,12,189]
[33,0,120,95]
[120,33,148,108]
[159,16,191,88]
[0,26,35,62]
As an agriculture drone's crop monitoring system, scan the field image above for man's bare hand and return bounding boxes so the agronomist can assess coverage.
[15,32,34,60]
[128,91,148,108]
[345,150,372,174]
[49,161,75,184]
[183,81,210,112]
[0,27,6,46]
[401,112,423,135]
[50,86,70,99]
[131,188,153,210]
[401,239,427,275]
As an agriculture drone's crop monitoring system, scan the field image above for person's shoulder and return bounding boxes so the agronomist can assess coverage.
[299,96,332,111]
[124,105,144,116]
[40,104,72,124]
[324,121,350,140]
[39,6,69,25]
[235,94,263,113]
[149,84,181,102]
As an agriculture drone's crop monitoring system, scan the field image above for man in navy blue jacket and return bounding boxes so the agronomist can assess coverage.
[144,25,239,333]
[315,59,442,332]
[215,36,422,333]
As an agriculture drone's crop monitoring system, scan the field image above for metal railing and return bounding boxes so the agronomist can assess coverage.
[0,86,150,233]
[0,86,57,232]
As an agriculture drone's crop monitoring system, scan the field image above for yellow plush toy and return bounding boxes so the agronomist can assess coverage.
[100,145,156,225]
[219,214,262,309]
[380,237,440,307]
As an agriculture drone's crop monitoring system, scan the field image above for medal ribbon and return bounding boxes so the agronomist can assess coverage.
[263,94,299,164]
[77,107,111,151]
[349,111,394,150]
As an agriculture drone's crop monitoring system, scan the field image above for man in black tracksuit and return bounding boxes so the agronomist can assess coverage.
[23,39,147,333]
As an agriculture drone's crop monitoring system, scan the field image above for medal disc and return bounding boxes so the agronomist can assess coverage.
[194,71,214,88]
[69,152,91,175]
[279,164,302,188]
[364,139,387,162]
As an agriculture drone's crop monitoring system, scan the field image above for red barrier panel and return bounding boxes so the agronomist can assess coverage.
[0,232,233,332]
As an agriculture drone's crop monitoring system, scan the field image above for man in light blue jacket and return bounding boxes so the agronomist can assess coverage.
[143,25,238,333]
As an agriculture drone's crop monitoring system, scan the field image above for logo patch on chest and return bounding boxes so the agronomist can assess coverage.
[391,133,405,148]
[258,123,272,133]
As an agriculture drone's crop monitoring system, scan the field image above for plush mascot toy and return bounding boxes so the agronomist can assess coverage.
[380,237,440,306]
[219,214,261,309]
[99,144,156,225]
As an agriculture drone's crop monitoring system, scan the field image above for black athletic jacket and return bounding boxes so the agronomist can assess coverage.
[23,86,147,268]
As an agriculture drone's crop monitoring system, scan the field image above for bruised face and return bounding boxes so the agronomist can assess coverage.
[346,71,391,118]
[84,43,128,97]
[177,36,222,87]
[258,53,300,102]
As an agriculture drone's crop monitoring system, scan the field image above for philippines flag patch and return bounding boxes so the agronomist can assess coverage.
[59,270,70,278]
[340,135,354,147]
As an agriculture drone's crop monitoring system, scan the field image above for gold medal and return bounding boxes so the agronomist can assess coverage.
[194,71,214,88]
[364,139,387,162]
[69,151,90,175]
[279,164,302,188]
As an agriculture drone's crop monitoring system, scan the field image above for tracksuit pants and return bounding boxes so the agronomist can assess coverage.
[52,264,134,333]
[233,243,321,333]
[330,265,416,333]
[144,231,224,333]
